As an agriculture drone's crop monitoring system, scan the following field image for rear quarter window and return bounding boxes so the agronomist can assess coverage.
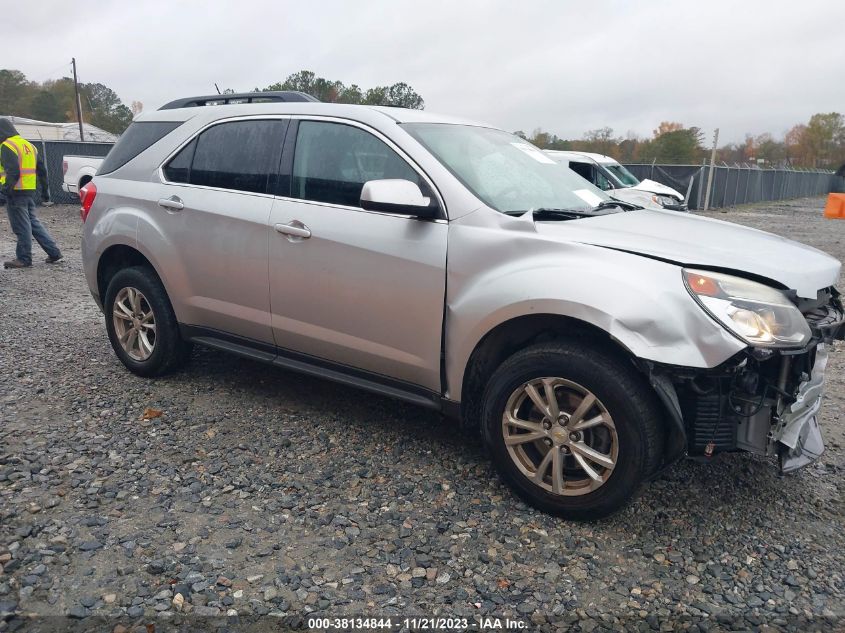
[98,121,183,174]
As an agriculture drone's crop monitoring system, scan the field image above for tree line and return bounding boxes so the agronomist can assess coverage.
[2,66,842,170]
[0,68,135,135]
[253,70,425,110]
[519,113,845,170]
[0,68,424,136]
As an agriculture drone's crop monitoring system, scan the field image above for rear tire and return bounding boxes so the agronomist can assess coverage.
[481,341,663,520]
[104,266,192,377]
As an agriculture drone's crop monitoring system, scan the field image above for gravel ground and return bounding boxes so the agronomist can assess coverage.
[1,197,843,632]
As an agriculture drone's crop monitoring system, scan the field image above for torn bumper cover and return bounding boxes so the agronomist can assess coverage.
[775,345,828,473]
[650,294,843,473]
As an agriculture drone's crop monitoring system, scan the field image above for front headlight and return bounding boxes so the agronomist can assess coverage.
[652,194,677,207]
[683,269,811,348]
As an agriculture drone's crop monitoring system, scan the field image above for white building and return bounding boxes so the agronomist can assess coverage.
[0,115,118,143]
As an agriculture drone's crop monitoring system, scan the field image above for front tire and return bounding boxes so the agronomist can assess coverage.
[104,266,192,377]
[481,341,663,520]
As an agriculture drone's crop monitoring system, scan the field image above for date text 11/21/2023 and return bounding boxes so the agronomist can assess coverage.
[306,616,528,630]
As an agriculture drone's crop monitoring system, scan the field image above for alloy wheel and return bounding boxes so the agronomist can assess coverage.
[502,377,618,496]
[112,286,156,361]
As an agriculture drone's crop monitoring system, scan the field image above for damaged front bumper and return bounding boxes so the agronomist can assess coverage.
[648,293,844,473]
[775,345,828,472]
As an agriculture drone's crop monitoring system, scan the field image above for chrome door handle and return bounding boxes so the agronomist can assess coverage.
[274,221,311,240]
[158,196,184,211]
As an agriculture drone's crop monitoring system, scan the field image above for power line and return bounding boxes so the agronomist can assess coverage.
[32,61,73,83]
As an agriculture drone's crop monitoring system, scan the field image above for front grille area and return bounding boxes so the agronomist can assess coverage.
[669,287,841,457]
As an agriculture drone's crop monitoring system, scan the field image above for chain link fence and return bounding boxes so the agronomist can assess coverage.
[622,163,844,210]
[832,165,845,193]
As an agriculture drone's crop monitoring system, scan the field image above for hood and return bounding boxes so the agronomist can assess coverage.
[630,178,684,201]
[0,118,18,143]
[535,209,840,298]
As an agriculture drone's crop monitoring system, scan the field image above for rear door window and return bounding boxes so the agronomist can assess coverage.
[163,119,287,194]
[291,121,420,207]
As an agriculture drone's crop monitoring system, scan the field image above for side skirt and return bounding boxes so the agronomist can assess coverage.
[180,325,455,414]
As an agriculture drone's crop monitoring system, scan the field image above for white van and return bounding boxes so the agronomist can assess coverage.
[545,150,688,211]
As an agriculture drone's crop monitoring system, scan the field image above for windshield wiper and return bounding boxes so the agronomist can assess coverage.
[593,199,642,212]
[504,207,597,220]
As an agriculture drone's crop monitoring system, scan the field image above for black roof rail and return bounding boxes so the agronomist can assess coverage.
[158,91,319,110]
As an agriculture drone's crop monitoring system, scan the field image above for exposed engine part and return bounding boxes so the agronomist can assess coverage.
[646,290,842,470]
[735,404,773,454]
[735,370,759,395]
[689,375,718,395]
[775,356,792,412]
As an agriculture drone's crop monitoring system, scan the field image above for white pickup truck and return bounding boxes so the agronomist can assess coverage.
[62,155,104,197]
[545,150,688,211]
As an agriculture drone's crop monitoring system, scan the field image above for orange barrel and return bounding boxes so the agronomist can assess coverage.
[824,193,845,218]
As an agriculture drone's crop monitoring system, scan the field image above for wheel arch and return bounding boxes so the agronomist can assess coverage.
[96,244,165,305]
[456,312,689,472]
[458,313,639,428]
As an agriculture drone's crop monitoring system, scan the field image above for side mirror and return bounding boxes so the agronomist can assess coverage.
[360,179,440,219]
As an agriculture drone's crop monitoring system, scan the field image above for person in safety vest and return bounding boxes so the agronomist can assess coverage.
[1,118,62,269]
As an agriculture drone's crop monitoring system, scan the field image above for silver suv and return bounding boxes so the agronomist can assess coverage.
[80,94,844,519]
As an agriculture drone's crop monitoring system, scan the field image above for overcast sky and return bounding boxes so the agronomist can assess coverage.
[7,0,844,144]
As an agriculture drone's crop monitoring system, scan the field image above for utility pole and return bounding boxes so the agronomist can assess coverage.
[703,128,719,211]
[71,57,85,142]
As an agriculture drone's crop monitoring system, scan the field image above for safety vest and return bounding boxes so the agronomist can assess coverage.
[0,134,38,191]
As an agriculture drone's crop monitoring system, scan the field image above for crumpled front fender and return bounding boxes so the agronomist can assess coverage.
[444,210,746,401]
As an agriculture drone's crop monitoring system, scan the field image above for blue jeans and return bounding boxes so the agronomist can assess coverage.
[5,195,61,265]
